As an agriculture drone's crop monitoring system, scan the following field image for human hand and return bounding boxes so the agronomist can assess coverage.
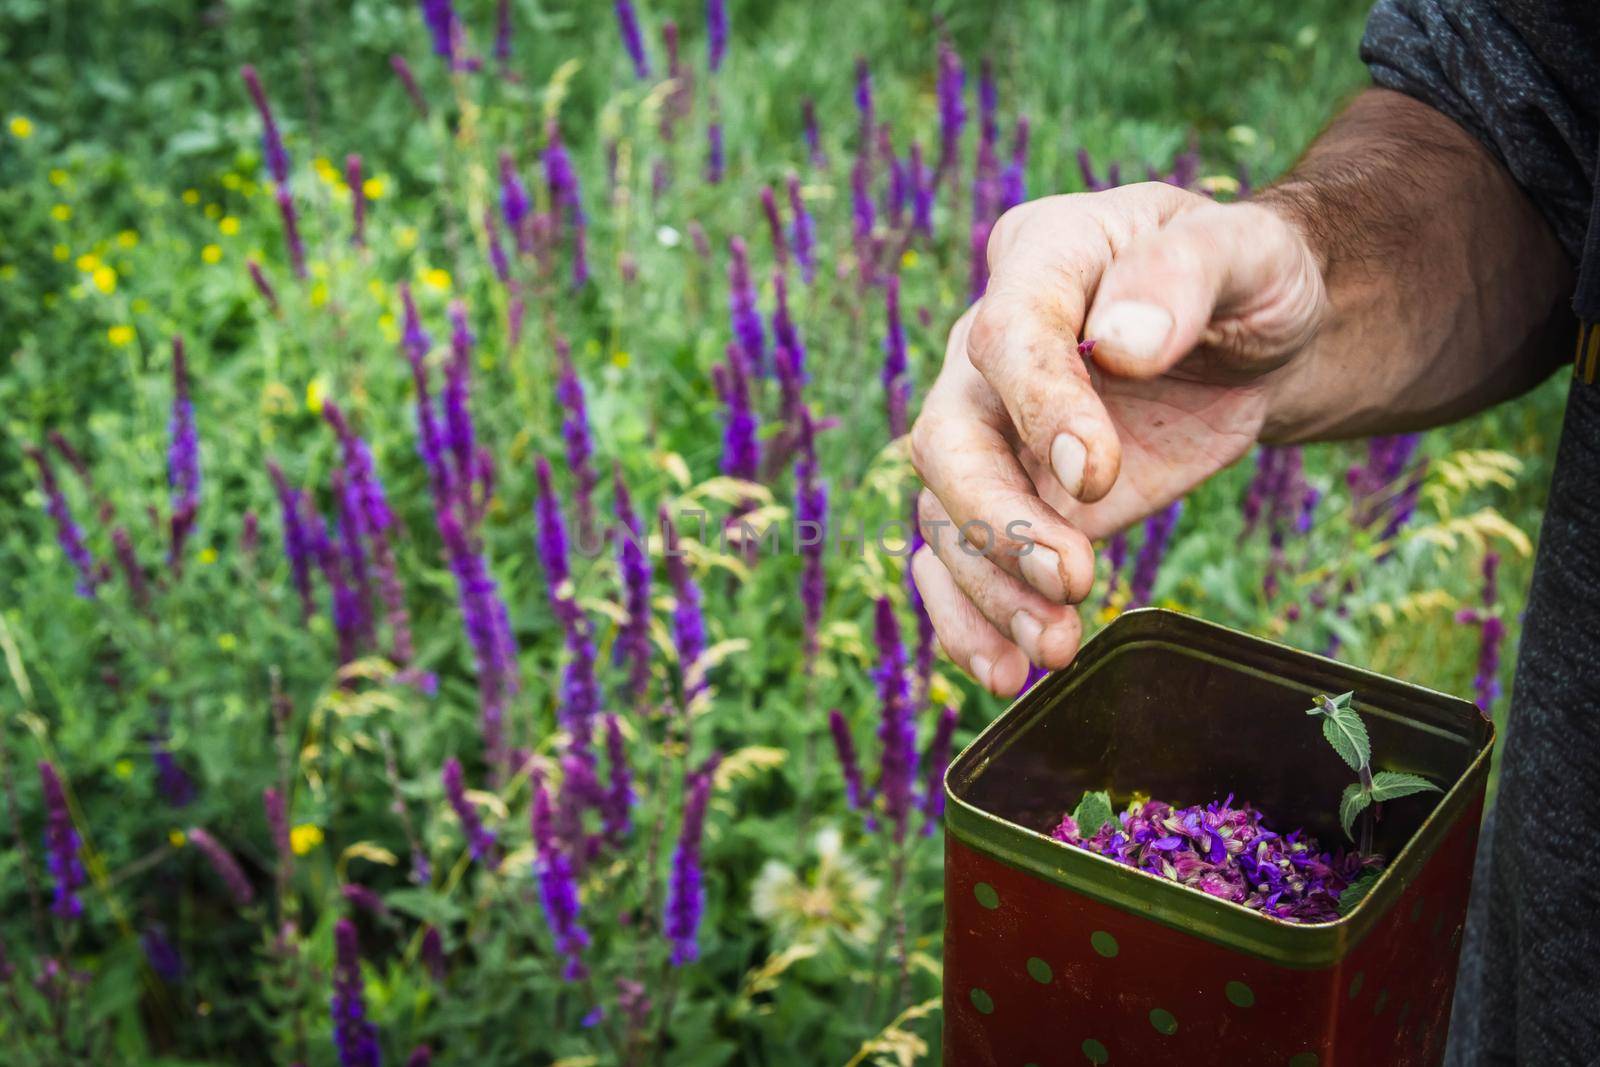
[910,181,1328,696]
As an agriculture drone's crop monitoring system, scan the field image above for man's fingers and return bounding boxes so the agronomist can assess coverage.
[916,493,1083,669]
[910,546,1032,696]
[1085,197,1327,379]
[966,287,1121,504]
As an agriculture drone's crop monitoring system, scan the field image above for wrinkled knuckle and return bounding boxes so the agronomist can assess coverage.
[909,419,939,478]
[986,204,1030,262]
[915,488,945,528]
[965,304,1007,376]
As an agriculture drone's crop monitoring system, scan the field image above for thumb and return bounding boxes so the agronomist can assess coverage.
[1084,200,1327,380]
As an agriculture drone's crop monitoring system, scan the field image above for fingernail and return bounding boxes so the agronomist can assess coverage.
[1010,610,1044,660]
[1020,545,1066,601]
[1092,301,1173,365]
[1050,434,1087,498]
[970,653,995,690]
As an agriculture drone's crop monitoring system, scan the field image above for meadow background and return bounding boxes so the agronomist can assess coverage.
[0,0,1559,1063]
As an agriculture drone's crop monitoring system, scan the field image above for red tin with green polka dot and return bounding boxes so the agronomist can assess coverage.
[943,609,1493,1067]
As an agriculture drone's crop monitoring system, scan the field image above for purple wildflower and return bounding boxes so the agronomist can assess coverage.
[112,526,150,610]
[1457,552,1507,716]
[141,924,184,983]
[706,120,724,184]
[498,151,531,253]
[726,233,766,366]
[660,509,707,702]
[494,0,512,63]
[417,0,464,67]
[267,461,315,619]
[28,447,100,597]
[39,762,85,920]
[873,598,916,843]
[760,186,789,270]
[407,1048,433,1067]
[910,142,933,236]
[882,275,909,438]
[613,467,654,703]
[664,755,720,966]
[554,339,599,546]
[263,786,291,861]
[167,337,201,569]
[346,154,367,246]
[247,259,280,313]
[851,156,876,279]
[187,827,255,908]
[153,745,196,808]
[919,705,959,832]
[707,0,728,73]
[714,343,760,482]
[484,207,511,283]
[1129,500,1183,607]
[786,174,816,283]
[534,457,601,749]
[614,1,650,79]
[1000,116,1029,211]
[602,714,633,840]
[801,98,824,167]
[390,55,429,116]
[341,883,390,918]
[978,57,998,144]
[241,65,289,184]
[441,757,496,863]
[936,40,966,179]
[530,773,589,979]
[828,709,865,809]
[331,919,382,1067]
[795,410,828,670]
[907,516,935,700]
[420,926,446,981]
[438,508,516,771]
[853,58,873,148]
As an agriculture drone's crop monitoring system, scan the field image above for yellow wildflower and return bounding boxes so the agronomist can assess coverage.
[0,265,15,281]
[219,216,240,236]
[204,203,222,219]
[367,278,386,301]
[169,829,186,848]
[113,759,134,779]
[290,824,324,855]
[52,244,70,261]
[221,172,242,190]
[182,188,200,205]
[107,324,136,346]
[611,350,632,369]
[50,203,72,222]
[117,229,139,248]
[309,280,329,307]
[201,244,222,264]
[378,313,399,343]
[199,547,219,565]
[901,249,920,268]
[398,226,418,250]
[421,267,451,291]
[8,116,33,138]
[76,252,100,272]
[131,298,150,314]
[92,265,117,294]
[362,175,388,200]
[306,377,327,414]
[216,633,238,651]
[48,168,68,187]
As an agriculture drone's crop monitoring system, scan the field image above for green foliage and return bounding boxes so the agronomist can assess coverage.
[1308,691,1369,772]
[1070,790,1116,837]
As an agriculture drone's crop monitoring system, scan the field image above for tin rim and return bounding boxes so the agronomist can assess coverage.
[944,608,1495,969]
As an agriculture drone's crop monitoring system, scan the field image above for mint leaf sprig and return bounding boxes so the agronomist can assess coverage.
[1307,691,1440,856]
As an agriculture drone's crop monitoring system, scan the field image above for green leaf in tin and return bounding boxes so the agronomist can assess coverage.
[1337,869,1382,917]
[1070,790,1115,837]
[1339,782,1372,842]
[1369,770,1440,803]
[1308,691,1370,773]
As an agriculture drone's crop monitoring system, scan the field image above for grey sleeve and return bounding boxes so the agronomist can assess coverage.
[1361,0,1597,262]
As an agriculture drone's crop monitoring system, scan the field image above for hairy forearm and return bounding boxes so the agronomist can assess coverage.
[1258,88,1575,442]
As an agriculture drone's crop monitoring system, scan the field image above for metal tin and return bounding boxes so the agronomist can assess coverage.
[942,609,1493,1067]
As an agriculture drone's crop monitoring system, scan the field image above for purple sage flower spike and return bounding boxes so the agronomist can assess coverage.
[707,0,728,73]
[907,514,935,702]
[417,0,467,68]
[1130,500,1184,607]
[828,709,865,809]
[554,339,598,546]
[795,409,828,670]
[27,446,100,597]
[614,0,650,79]
[247,259,280,313]
[39,762,85,920]
[786,174,816,283]
[660,508,707,703]
[1000,116,1029,212]
[167,336,201,571]
[420,925,446,980]
[664,754,720,966]
[602,714,633,840]
[910,142,933,237]
[346,154,367,246]
[882,275,909,439]
[390,54,429,116]
[726,234,766,371]
[801,98,825,167]
[494,0,512,64]
[263,787,291,862]
[706,120,724,184]
[331,919,383,1067]
[240,67,307,277]
[873,598,916,843]
[936,39,966,182]
[442,757,497,863]
[613,466,654,703]
[760,186,789,270]
[187,827,255,908]
[267,460,315,618]
[141,924,184,983]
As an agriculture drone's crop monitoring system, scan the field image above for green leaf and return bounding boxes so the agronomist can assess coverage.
[1308,692,1370,773]
[1339,783,1372,842]
[1369,771,1441,803]
[1071,790,1115,836]
[1337,870,1382,917]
